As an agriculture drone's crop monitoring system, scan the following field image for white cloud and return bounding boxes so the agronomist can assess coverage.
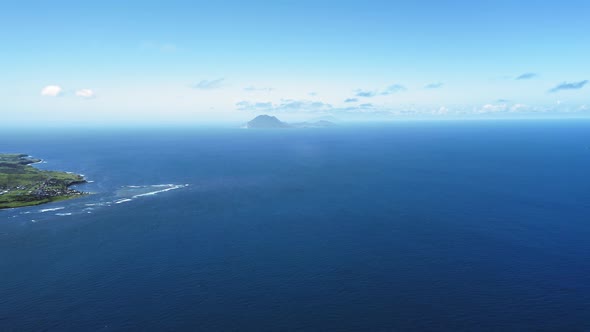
[510,103,529,112]
[193,78,225,90]
[41,85,63,97]
[76,89,96,99]
[478,103,507,113]
[236,99,332,113]
[354,83,406,98]
[244,86,273,92]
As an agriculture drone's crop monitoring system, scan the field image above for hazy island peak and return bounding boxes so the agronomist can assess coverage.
[246,115,290,128]
[245,115,335,129]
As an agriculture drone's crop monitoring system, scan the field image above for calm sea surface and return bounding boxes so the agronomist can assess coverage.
[1,120,590,331]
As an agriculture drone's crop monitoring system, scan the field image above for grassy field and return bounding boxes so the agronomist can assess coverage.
[0,154,86,209]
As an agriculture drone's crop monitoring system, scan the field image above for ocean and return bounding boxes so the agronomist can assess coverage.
[1,120,589,331]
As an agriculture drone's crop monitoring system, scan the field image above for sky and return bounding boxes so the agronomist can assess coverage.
[1,0,589,125]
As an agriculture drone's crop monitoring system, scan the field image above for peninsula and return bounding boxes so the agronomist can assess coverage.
[0,154,86,209]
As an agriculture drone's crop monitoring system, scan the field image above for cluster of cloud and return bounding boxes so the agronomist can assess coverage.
[244,86,273,92]
[193,78,225,90]
[350,103,376,112]
[39,71,588,119]
[350,82,444,100]
[355,90,376,98]
[192,79,273,92]
[549,80,588,93]
[236,99,433,116]
[516,72,537,80]
[424,82,444,89]
[417,102,590,117]
[512,72,588,93]
[40,85,95,99]
[236,99,333,113]
[477,103,531,114]
[472,101,590,115]
[235,95,590,118]
[354,84,406,98]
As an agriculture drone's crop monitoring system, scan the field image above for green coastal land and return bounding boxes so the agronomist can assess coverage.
[0,154,86,209]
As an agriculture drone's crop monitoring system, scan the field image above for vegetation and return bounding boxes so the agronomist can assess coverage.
[0,154,86,209]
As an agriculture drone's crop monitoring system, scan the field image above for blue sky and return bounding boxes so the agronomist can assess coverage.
[1,0,589,124]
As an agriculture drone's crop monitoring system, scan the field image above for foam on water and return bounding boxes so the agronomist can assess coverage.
[115,184,189,200]
[3,184,190,223]
[39,207,65,213]
[115,199,133,204]
[131,184,189,198]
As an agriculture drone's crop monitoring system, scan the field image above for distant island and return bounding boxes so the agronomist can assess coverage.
[246,115,290,128]
[0,154,87,209]
[246,115,336,129]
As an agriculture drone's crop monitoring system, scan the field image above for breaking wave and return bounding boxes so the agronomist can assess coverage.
[8,184,190,223]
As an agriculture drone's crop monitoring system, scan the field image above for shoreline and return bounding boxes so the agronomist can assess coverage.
[0,154,89,210]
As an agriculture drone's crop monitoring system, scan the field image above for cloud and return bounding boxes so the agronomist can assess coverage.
[476,102,533,114]
[424,82,444,89]
[75,89,96,99]
[41,85,96,98]
[235,101,273,111]
[478,103,508,113]
[236,99,332,113]
[549,80,588,93]
[355,90,377,98]
[338,103,394,115]
[237,99,398,116]
[40,85,63,97]
[381,84,406,95]
[344,98,358,103]
[244,86,273,92]
[516,73,537,80]
[434,106,449,115]
[355,84,406,98]
[510,103,530,112]
[235,99,585,117]
[193,78,225,90]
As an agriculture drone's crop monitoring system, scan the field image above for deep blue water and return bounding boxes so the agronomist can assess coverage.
[1,120,590,331]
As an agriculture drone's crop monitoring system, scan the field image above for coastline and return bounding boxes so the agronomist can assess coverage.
[0,154,88,210]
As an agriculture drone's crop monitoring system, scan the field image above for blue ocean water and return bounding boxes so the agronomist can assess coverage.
[1,120,590,331]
